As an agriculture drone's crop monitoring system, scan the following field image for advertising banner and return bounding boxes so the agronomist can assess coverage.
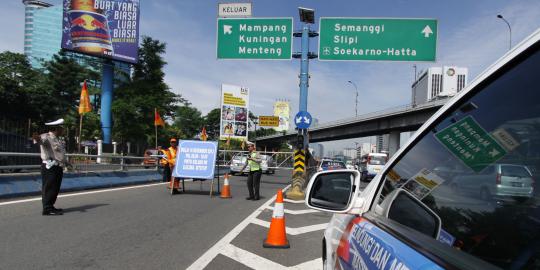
[172,140,218,180]
[273,101,290,132]
[258,116,279,127]
[62,0,140,64]
[220,84,249,140]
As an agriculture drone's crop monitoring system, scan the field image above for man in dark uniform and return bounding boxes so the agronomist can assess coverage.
[33,119,68,216]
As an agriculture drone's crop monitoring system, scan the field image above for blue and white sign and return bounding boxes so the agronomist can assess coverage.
[294,111,312,129]
[173,140,218,180]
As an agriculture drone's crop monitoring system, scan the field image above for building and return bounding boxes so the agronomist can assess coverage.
[308,143,324,160]
[376,134,389,153]
[23,0,61,69]
[412,66,468,106]
[343,148,356,160]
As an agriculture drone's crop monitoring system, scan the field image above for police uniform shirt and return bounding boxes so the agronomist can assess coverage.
[37,132,67,166]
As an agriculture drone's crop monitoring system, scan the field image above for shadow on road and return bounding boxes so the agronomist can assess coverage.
[63,203,109,213]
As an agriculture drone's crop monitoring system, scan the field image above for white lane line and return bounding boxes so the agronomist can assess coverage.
[266,206,318,215]
[186,185,291,270]
[290,258,323,270]
[251,218,328,235]
[0,182,167,207]
[222,244,323,270]
[284,198,304,204]
[222,244,287,270]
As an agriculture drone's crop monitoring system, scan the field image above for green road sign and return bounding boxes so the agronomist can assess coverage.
[435,116,507,172]
[319,18,437,61]
[217,18,293,60]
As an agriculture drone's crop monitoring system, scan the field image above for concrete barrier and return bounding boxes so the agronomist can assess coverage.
[0,170,162,199]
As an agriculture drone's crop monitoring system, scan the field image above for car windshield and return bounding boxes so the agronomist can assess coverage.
[502,165,531,177]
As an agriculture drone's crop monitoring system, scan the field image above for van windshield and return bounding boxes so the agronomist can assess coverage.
[501,165,531,177]
[369,156,386,165]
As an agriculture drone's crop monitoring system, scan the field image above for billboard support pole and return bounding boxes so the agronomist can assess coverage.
[101,60,114,144]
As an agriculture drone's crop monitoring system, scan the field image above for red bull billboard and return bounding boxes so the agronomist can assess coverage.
[62,0,140,64]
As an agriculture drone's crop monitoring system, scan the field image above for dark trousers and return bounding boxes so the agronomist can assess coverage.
[163,166,171,182]
[41,164,63,211]
[247,170,262,198]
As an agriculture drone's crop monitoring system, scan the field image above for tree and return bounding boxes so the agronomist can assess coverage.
[0,51,48,121]
[203,108,221,140]
[113,36,183,149]
[174,102,203,139]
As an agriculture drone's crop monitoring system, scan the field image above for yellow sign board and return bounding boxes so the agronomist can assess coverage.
[259,116,279,127]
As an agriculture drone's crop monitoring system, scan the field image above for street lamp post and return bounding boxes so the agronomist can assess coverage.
[497,14,512,50]
[348,81,358,117]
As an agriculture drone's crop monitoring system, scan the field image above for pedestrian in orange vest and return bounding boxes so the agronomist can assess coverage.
[162,138,181,194]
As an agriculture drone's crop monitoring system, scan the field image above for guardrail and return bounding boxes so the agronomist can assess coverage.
[0,150,295,174]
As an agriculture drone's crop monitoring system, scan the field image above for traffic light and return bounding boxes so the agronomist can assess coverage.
[297,134,304,149]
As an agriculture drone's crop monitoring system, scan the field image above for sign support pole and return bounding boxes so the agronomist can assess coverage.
[100,60,114,144]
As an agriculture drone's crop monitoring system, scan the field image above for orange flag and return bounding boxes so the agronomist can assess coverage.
[78,80,92,115]
[201,126,208,141]
[154,108,165,127]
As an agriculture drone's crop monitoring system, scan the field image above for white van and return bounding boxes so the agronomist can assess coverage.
[359,153,388,180]
[305,28,540,270]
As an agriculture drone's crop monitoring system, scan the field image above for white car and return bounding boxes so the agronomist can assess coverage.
[305,28,540,270]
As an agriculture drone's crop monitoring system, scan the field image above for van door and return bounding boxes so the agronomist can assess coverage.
[346,32,540,269]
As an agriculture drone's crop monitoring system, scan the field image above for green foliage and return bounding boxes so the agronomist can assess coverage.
[203,108,221,140]
[174,101,203,139]
[113,36,183,147]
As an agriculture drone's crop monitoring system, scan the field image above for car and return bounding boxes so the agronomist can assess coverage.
[230,153,249,175]
[142,149,159,168]
[451,163,535,201]
[318,159,347,172]
[359,152,388,180]
[305,28,540,270]
[261,154,276,174]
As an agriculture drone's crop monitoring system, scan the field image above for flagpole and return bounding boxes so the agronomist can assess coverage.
[78,114,83,153]
[155,124,158,149]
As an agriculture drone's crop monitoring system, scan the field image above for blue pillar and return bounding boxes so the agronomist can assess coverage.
[299,23,310,112]
[101,61,114,144]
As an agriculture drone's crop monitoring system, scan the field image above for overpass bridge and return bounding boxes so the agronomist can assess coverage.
[256,99,449,156]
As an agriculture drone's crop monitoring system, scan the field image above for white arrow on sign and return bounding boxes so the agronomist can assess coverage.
[224,25,233,35]
[295,116,303,124]
[303,116,310,124]
[422,25,433,38]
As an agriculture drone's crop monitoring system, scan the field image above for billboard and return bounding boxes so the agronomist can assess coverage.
[220,84,249,140]
[273,101,290,132]
[62,0,140,64]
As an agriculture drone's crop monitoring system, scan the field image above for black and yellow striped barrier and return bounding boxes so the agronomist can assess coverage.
[293,149,305,173]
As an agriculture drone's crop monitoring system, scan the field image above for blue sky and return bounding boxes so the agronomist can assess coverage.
[2,0,540,152]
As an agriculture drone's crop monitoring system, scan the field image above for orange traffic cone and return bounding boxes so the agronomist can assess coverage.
[220,173,232,198]
[263,189,290,248]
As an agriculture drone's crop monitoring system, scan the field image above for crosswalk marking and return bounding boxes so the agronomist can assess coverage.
[251,218,328,235]
[266,206,318,215]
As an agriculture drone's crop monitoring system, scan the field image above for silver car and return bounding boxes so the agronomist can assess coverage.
[230,153,249,175]
[452,163,535,201]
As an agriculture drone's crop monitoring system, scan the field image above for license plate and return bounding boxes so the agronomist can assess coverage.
[511,182,523,187]
[374,168,380,172]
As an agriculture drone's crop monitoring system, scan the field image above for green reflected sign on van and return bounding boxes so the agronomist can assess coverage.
[435,116,506,172]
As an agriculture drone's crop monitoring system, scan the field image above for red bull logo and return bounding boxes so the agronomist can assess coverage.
[67,10,113,54]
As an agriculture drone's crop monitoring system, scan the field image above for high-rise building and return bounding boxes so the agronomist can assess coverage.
[411,66,468,106]
[23,1,62,69]
[376,134,389,153]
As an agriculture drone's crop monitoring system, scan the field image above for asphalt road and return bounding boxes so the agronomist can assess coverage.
[0,170,294,269]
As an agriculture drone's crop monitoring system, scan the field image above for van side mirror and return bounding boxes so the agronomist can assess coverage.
[305,170,361,213]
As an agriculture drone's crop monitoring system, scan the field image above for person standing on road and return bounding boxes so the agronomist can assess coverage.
[241,142,262,200]
[32,119,69,216]
[164,138,181,194]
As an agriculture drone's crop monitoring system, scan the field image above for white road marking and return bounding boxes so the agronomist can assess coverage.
[284,198,304,204]
[222,244,286,269]
[266,206,318,215]
[251,218,328,235]
[0,182,167,207]
[187,185,290,270]
[221,244,323,270]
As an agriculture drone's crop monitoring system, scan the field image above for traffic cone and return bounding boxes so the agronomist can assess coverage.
[263,189,290,248]
[220,173,232,198]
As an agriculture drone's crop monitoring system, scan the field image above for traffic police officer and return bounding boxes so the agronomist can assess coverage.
[241,141,262,200]
[33,119,68,216]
